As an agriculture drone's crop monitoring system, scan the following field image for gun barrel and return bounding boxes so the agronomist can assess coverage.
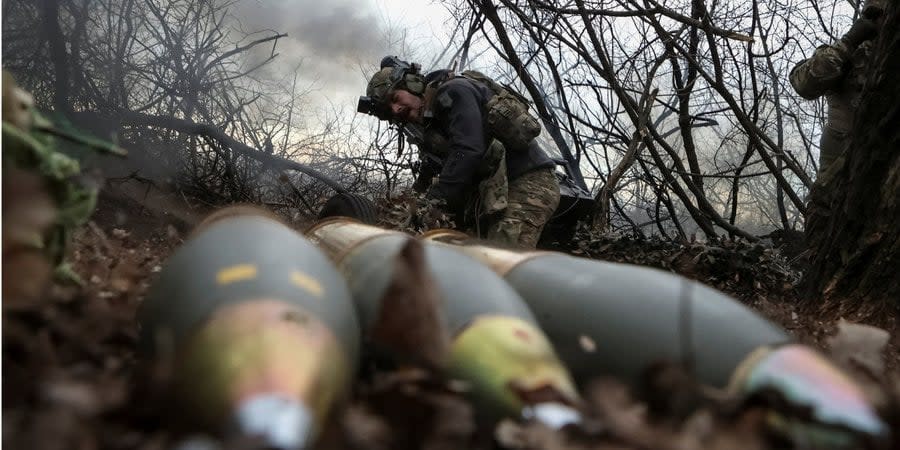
[139,208,360,448]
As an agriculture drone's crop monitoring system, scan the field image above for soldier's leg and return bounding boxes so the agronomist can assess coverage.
[487,168,560,248]
[817,127,847,178]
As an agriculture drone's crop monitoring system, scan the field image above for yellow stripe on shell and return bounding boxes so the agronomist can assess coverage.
[290,270,324,298]
[216,264,258,285]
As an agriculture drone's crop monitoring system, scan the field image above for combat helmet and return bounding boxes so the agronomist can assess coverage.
[365,56,427,105]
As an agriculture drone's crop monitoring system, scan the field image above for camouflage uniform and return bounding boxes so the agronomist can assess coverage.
[424,78,558,248]
[789,0,886,176]
[486,167,560,248]
[790,40,873,175]
[366,61,560,248]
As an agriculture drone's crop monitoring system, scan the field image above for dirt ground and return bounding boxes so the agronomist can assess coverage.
[3,183,899,450]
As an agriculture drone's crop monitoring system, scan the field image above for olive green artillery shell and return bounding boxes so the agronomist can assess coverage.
[336,232,535,332]
[308,220,578,418]
[429,242,790,389]
[504,253,790,388]
[139,214,360,362]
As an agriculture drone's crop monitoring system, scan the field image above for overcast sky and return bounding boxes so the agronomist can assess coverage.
[231,0,454,112]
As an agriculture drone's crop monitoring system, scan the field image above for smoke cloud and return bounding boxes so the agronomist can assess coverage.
[230,0,401,102]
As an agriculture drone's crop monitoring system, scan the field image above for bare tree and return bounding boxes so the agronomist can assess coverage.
[803,2,900,320]
[2,0,367,217]
[419,0,852,239]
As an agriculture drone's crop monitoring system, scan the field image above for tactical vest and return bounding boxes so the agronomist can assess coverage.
[423,70,542,154]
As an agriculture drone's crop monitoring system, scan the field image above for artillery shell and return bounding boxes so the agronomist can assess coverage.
[307,218,579,422]
[139,209,360,448]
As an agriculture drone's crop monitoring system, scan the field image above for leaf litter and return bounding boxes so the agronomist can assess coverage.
[3,190,899,449]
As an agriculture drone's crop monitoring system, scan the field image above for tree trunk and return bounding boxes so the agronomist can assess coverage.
[803,5,900,321]
[40,0,70,116]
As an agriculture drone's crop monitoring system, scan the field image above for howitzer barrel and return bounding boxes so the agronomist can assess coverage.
[306,218,579,425]
[139,208,360,449]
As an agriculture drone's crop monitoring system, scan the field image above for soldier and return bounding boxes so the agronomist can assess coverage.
[790,0,885,178]
[363,57,560,248]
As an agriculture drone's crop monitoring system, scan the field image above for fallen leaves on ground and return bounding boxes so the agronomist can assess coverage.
[3,192,899,450]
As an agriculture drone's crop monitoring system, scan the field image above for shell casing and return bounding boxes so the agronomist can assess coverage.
[307,219,534,333]
[306,216,402,262]
[139,211,360,444]
[426,238,887,443]
[428,241,790,389]
[308,219,578,419]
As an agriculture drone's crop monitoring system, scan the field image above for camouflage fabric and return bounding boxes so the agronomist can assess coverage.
[477,139,509,217]
[2,70,125,283]
[366,65,427,108]
[485,89,541,151]
[486,168,560,249]
[366,67,395,104]
[790,39,873,174]
[452,70,541,152]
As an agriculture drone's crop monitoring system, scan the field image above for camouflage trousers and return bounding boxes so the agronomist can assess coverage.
[486,168,560,248]
[818,124,849,176]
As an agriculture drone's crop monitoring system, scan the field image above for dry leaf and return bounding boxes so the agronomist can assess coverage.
[339,405,392,450]
[370,238,451,371]
[586,378,651,446]
[364,368,474,450]
[2,250,52,305]
[494,420,575,450]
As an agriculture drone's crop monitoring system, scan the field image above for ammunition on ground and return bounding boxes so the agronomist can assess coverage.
[139,208,360,449]
[306,218,580,426]
[729,344,887,443]
[424,230,887,441]
[424,230,789,388]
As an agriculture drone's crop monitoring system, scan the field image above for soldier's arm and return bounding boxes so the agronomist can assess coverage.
[426,82,488,212]
[789,42,853,100]
[412,154,441,193]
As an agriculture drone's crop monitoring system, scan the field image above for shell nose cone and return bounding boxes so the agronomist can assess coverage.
[521,402,582,429]
[741,345,887,437]
[233,394,314,449]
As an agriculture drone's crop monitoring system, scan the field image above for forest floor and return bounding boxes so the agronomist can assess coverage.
[3,180,899,450]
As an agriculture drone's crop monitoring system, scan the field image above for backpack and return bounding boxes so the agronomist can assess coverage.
[429,70,542,152]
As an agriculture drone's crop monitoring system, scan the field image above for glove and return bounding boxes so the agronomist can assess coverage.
[841,18,878,48]
[412,172,432,193]
[411,194,454,231]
